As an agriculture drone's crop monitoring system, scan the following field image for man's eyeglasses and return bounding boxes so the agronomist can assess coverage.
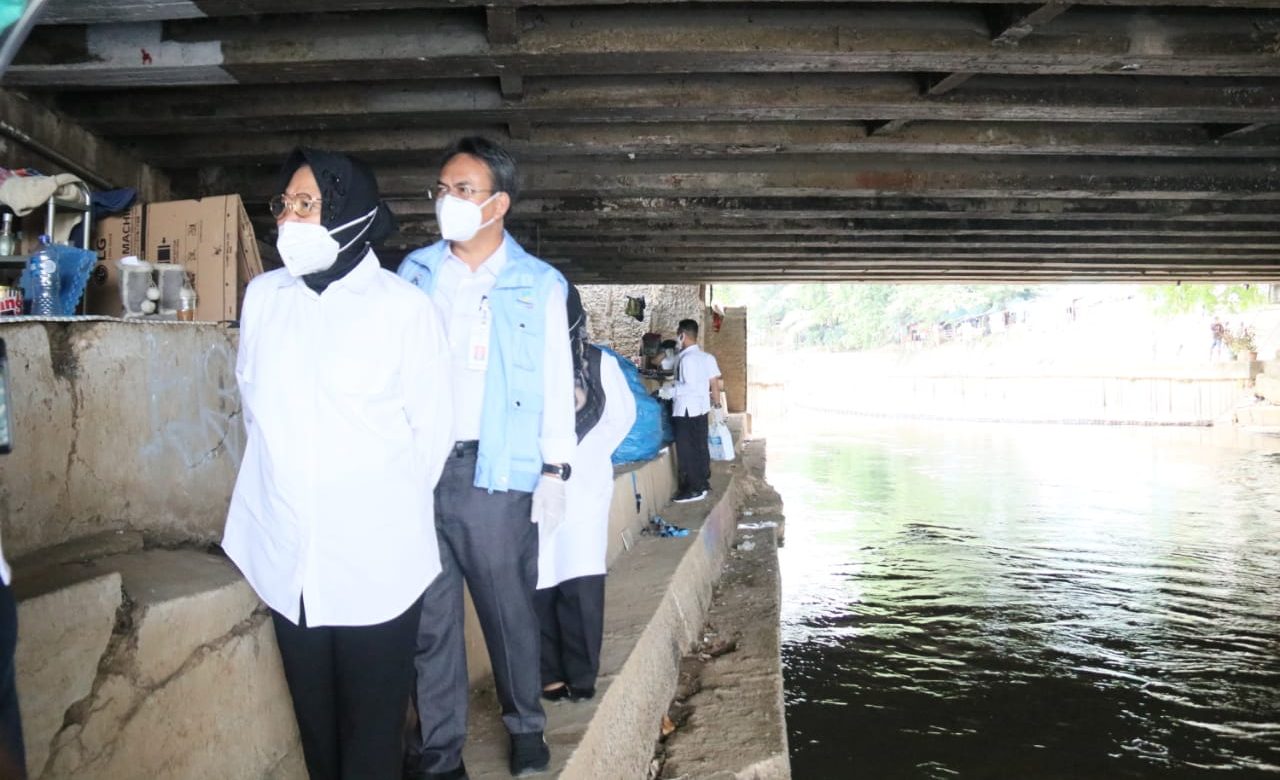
[429,183,494,201]
[270,193,323,220]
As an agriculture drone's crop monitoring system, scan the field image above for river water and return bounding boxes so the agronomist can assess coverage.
[771,418,1280,778]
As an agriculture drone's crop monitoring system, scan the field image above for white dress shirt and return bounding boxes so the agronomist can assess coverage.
[673,344,722,418]
[430,238,576,466]
[223,254,453,628]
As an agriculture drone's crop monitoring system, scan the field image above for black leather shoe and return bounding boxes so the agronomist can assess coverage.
[509,732,550,777]
[409,761,468,780]
[541,684,572,702]
[568,685,595,702]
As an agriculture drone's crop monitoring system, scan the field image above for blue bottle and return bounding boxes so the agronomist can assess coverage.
[27,235,60,317]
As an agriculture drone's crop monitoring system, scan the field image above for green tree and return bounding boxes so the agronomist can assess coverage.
[1142,283,1265,315]
[716,283,1039,351]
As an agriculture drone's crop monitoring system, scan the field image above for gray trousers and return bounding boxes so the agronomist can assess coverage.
[411,445,546,774]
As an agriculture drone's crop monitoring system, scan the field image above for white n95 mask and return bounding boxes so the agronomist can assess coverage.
[435,193,499,242]
[276,208,378,277]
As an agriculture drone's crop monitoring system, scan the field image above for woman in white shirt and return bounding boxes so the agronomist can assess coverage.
[535,289,637,702]
[223,149,453,780]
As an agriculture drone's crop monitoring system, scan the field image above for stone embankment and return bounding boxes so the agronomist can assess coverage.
[649,439,790,780]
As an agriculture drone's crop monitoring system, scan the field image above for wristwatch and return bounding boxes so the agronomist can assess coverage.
[542,462,572,481]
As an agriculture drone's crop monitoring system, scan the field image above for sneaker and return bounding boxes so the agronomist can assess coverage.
[509,732,550,777]
[674,489,708,504]
[568,685,596,702]
[541,684,572,702]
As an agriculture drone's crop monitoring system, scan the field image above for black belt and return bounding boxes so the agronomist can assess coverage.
[452,440,479,457]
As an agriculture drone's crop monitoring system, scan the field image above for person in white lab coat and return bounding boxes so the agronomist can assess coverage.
[535,288,637,702]
[222,149,453,780]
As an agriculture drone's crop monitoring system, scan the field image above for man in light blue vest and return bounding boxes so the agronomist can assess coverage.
[398,137,576,779]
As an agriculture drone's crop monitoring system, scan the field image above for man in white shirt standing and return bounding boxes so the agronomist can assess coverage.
[398,137,575,779]
[671,318,723,503]
[223,149,454,780]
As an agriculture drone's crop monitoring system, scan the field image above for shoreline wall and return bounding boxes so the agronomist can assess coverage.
[752,348,1264,427]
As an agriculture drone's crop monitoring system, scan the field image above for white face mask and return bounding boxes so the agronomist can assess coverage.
[435,193,499,243]
[660,353,676,371]
[276,208,377,277]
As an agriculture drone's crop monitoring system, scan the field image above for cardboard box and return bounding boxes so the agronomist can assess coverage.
[83,204,145,317]
[145,195,263,323]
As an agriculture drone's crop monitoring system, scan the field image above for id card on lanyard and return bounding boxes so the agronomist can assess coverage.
[468,295,492,371]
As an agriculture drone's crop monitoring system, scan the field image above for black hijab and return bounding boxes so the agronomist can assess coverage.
[277,148,397,293]
[568,285,605,440]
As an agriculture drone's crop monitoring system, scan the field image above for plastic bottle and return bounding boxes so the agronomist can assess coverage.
[177,283,197,322]
[0,213,14,257]
[28,235,60,317]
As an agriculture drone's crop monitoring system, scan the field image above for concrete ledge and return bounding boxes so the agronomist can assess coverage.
[658,483,790,779]
[13,547,299,780]
[459,456,746,778]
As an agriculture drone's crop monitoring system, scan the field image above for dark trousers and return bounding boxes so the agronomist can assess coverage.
[673,411,711,494]
[271,593,423,780]
[0,583,24,780]
[411,447,544,775]
[535,575,606,691]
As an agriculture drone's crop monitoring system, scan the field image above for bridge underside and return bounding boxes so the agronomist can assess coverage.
[4,0,1280,283]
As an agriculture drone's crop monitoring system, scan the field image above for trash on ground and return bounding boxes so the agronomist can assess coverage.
[643,515,690,538]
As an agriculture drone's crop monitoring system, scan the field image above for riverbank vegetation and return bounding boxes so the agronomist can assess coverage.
[716,283,1270,352]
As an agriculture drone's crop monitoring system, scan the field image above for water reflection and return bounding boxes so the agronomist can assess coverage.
[773,419,1280,778]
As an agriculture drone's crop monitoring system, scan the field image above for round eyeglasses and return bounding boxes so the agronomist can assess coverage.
[270,193,323,220]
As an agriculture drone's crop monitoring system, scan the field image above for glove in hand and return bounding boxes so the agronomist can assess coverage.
[531,475,567,533]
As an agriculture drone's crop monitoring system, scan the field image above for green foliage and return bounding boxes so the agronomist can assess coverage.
[715,283,1039,351]
[1142,284,1265,316]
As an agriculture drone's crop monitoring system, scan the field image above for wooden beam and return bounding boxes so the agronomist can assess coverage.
[198,158,1280,202]
[0,88,170,200]
[507,227,1280,241]
[60,75,1280,136]
[991,2,1075,46]
[133,122,1280,169]
[12,7,1280,87]
[500,196,1280,223]
[351,156,1280,201]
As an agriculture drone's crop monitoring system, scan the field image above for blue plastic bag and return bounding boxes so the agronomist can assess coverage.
[602,346,665,466]
[19,243,98,316]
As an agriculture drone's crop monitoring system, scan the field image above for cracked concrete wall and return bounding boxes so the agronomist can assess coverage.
[0,321,242,558]
[579,285,706,359]
[15,546,301,780]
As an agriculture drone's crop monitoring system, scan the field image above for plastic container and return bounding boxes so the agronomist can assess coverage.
[27,235,60,317]
[0,213,14,257]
